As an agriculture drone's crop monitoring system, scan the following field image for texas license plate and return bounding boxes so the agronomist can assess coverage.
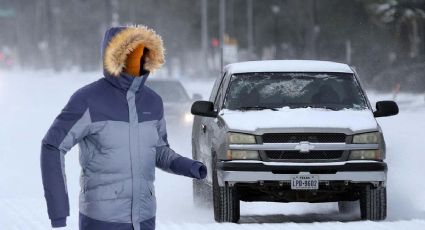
[291,175,319,190]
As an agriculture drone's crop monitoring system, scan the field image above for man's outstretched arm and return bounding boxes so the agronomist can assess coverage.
[155,116,207,179]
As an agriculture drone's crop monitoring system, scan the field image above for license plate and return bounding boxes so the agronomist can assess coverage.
[291,175,319,190]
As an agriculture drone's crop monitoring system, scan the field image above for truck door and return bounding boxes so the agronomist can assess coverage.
[196,73,227,183]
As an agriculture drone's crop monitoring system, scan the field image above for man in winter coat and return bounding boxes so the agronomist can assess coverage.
[41,25,207,230]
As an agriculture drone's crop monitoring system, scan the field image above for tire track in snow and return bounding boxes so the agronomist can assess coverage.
[156,219,425,230]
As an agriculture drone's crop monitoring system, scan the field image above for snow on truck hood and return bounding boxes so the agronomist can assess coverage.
[225,60,354,75]
[220,108,378,133]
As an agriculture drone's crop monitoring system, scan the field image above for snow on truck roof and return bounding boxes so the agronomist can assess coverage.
[225,60,354,75]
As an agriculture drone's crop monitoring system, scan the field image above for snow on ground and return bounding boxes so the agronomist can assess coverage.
[0,70,424,229]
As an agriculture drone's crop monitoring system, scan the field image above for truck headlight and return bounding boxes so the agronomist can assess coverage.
[183,112,194,123]
[353,132,379,144]
[349,150,381,160]
[228,132,256,144]
[226,150,259,160]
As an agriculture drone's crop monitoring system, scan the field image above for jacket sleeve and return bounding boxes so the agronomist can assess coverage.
[40,90,91,228]
[155,116,207,179]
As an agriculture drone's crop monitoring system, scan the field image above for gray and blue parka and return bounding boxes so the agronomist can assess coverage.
[41,26,207,230]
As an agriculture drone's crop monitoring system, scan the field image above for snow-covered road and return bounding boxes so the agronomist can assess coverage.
[0,70,424,229]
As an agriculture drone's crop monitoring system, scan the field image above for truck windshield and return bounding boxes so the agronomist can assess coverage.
[223,72,368,111]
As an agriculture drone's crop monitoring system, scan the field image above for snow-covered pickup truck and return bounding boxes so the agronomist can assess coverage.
[191,60,399,223]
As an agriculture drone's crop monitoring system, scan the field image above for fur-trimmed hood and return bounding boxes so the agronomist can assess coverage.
[102,25,165,77]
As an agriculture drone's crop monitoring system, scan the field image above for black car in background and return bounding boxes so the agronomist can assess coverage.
[146,79,202,126]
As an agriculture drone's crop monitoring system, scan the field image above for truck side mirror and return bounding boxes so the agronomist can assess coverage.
[374,101,399,117]
[191,101,218,118]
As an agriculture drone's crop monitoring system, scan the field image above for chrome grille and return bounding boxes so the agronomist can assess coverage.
[265,150,344,160]
[262,133,346,143]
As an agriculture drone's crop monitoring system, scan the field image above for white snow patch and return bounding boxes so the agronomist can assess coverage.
[221,108,377,133]
[225,60,354,75]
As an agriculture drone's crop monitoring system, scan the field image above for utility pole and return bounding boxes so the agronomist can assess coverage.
[46,0,60,71]
[111,0,119,27]
[271,5,280,58]
[219,0,225,74]
[201,0,208,76]
[304,0,319,59]
[247,0,254,57]
[106,0,119,27]
[345,40,352,64]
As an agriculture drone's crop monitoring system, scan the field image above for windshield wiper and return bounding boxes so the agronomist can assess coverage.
[236,106,278,111]
[291,105,340,111]
[309,105,340,111]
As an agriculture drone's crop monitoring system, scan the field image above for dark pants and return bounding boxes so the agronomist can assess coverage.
[79,213,155,230]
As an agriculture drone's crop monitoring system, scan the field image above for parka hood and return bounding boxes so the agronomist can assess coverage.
[101,25,165,77]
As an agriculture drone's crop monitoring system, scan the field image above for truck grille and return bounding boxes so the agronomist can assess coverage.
[265,150,344,160]
[262,133,346,143]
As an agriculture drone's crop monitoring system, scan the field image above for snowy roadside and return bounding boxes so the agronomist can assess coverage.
[0,70,424,229]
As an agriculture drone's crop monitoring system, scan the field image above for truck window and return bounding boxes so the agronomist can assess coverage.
[209,73,227,102]
[223,72,368,111]
[214,76,227,110]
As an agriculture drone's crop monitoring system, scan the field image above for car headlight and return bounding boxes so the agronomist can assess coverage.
[228,132,256,144]
[183,112,194,123]
[226,150,259,160]
[352,132,380,144]
[349,150,381,160]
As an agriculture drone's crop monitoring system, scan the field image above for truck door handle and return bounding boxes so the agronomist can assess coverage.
[201,124,207,133]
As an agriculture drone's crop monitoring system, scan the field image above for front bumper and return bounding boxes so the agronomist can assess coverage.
[217,160,387,186]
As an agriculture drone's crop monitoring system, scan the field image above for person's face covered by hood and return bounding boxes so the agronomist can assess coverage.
[124,44,146,76]
[102,25,165,77]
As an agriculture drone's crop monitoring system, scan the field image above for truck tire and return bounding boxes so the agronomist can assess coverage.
[192,147,212,208]
[338,201,359,214]
[212,154,240,223]
[360,185,387,220]
[193,179,212,207]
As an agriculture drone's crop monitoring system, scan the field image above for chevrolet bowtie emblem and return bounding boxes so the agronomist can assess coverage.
[295,141,315,153]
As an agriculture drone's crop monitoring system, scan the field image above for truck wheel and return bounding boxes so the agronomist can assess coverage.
[212,154,240,223]
[338,201,359,214]
[360,185,387,220]
[193,179,212,207]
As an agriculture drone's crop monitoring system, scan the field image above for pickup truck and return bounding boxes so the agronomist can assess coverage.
[191,60,398,223]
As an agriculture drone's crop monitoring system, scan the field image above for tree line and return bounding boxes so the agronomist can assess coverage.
[0,0,424,91]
